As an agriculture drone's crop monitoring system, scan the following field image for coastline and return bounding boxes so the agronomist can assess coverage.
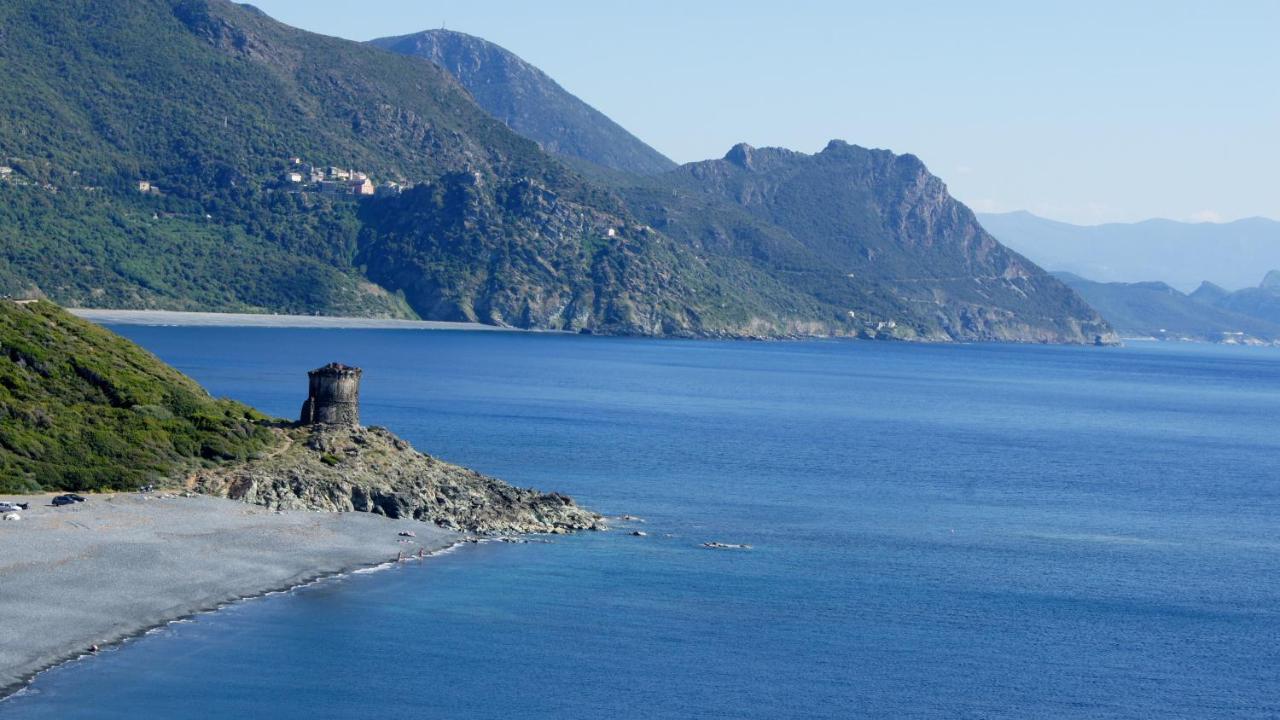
[67,308,510,331]
[0,493,459,700]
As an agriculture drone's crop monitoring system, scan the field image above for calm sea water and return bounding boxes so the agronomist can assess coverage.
[4,329,1280,719]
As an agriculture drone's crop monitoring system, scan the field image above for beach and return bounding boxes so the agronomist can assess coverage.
[68,309,508,331]
[0,493,457,698]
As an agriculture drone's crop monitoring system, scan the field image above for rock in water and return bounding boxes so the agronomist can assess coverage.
[187,426,604,534]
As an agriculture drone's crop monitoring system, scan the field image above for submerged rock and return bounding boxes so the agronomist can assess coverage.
[702,542,751,550]
[187,426,605,535]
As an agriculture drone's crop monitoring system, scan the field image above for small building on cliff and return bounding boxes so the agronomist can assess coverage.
[299,363,362,427]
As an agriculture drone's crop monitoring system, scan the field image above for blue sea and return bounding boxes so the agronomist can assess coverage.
[4,329,1280,719]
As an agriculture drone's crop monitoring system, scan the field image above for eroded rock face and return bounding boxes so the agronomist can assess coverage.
[188,426,604,535]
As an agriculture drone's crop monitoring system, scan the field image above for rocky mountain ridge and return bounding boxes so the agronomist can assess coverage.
[617,141,1116,344]
[370,30,676,176]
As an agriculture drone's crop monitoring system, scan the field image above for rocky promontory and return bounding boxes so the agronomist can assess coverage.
[188,425,605,535]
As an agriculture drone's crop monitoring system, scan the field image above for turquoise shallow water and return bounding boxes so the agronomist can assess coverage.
[4,330,1280,719]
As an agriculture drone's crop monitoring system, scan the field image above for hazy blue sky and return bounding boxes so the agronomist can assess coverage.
[249,1,1278,225]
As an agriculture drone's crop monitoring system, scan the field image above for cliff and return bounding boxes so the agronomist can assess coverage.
[617,141,1117,344]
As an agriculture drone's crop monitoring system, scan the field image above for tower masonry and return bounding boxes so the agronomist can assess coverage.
[299,363,362,427]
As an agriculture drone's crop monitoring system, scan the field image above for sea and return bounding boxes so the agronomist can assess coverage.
[3,328,1279,719]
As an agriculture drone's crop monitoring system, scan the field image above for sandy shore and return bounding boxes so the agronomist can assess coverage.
[68,308,508,331]
[0,493,457,698]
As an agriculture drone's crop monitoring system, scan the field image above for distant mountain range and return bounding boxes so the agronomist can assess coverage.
[370,30,676,177]
[0,0,1111,343]
[980,211,1280,292]
[1057,271,1280,342]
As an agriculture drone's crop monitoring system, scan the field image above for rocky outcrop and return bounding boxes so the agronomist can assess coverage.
[188,426,604,534]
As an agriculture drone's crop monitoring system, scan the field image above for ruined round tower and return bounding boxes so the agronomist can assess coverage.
[299,363,362,427]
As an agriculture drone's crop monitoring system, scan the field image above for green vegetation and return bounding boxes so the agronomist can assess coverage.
[0,0,762,336]
[0,301,278,493]
[0,188,411,316]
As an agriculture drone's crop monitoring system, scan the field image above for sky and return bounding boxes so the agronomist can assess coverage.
[248,0,1278,225]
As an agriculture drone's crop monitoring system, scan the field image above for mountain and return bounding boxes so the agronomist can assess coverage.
[370,30,676,176]
[979,211,1280,292]
[1201,270,1280,326]
[0,0,757,336]
[612,142,1114,343]
[1054,273,1280,342]
[0,300,276,492]
[0,1,1110,342]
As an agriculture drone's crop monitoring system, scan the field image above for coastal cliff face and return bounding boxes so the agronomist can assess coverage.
[619,141,1117,344]
[188,426,605,534]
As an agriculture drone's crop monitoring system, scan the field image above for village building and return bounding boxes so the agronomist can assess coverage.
[350,178,375,196]
[284,172,303,183]
[137,180,152,193]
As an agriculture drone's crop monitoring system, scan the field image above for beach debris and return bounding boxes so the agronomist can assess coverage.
[630,530,648,537]
[398,530,416,538]
[3,512,20,521]
[702,542,752,550]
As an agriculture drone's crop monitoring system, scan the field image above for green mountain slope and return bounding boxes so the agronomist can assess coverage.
[0,0,765,335]
[616,142,1114,343]
[370,30,676,176]
[0,301,275,492]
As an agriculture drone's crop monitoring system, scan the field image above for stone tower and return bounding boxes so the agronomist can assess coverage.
[299,363,362,427]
